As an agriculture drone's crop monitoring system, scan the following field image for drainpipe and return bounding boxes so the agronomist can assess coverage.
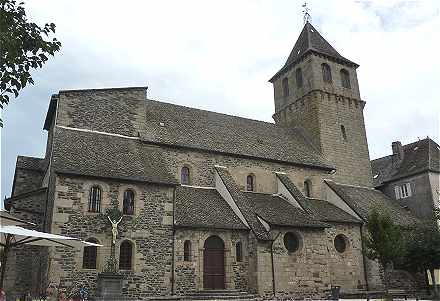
[360,224,369,290]
[171,187,176,295]
[270,232,282,296]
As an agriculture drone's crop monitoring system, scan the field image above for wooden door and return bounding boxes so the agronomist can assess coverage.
[203,236,225,289]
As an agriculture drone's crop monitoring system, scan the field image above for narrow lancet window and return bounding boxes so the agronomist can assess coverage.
[340,69,351,89]
[322,63,332,83]
[181,166,190,185]
[123,190,135,215]
[88,186,101,213]
[282,77,289,97]
[246,175,255,191]
[295,68,303,88]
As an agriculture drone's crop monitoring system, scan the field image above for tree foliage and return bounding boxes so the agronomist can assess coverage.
[365,208,406,268]
[404,222,440,297]
[103,206,123,222]
[0,0,61,126]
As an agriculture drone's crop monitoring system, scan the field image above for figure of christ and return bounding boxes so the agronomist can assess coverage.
[108,216,123,245]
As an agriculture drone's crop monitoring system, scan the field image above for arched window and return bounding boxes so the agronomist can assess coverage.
[119,240,133,270]
[123,190,135,215]
[181,166,190,185]
[184,240,191,261]
[304,180,312,197]
[246,175,255,192]
[322,63,332,83]
[236,242,243,262]
[283,232,300,253]
[82,238,98,269]
[341,125,347,141]
[282,77,289,97]
[88,186,101,213]
[340,69,351,89]
[295,68,303,88]
[334,234,348,253]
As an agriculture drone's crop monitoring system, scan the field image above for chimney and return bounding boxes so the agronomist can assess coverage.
[392,141,404,162]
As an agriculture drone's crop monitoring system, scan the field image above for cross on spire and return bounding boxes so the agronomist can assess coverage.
[302,2,311,24]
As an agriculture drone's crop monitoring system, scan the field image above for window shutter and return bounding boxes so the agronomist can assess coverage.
[395,186,400,199]
[406,183,412,197]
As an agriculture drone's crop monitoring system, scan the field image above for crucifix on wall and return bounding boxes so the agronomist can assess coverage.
[108,215,123,245]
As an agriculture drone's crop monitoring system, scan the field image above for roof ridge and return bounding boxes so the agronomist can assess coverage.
[371,154,393,162]
[17,155,45,160]
[306,22,312,52]
[242,191,274,195]
[180,185,216,190]
[428,138,432,170]
[146,98,278,127]
[325,180,376,190]
[56,125,140,140]
[59,86,148,93]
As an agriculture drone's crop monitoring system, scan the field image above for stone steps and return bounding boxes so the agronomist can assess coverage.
[184,290,261,301]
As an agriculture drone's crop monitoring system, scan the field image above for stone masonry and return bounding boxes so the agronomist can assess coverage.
[4,21,424,300]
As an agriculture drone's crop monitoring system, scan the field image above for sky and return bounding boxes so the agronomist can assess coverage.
[1,0,439,198]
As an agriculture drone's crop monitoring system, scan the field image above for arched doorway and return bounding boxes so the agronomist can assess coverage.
[203,235,225,289]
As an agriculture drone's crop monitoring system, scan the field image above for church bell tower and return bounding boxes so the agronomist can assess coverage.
[270,21,373,186]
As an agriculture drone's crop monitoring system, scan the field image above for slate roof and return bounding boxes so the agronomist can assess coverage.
[276,173,359,224]
[325,180,419,228]
[276,173,309,211]
[174,186,248,230]
[52,127,177,185]
[215,166,271,240]
[270,22,358,82]
[140,99,333,171]
[371,138,440,187]
[299,198,361,224]
[242,192,328,228]
[215,167,327,240]
[16,156,47,171]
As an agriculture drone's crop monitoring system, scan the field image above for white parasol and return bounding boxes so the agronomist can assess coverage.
[0,225,102,288]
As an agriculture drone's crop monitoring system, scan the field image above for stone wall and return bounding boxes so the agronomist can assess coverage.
[3,202,47,299]
[380,173,436,221]
[325,223,366,290]
[161,145,329,199]
[47,174,174,299]
[3,187,48,298]
[6,189,46,226]
[272,53,373,187]
[257,228,331,299]
[273,54,361,113]
[12,167,44,196]
[174,228,250,294]
[55,88,147,137]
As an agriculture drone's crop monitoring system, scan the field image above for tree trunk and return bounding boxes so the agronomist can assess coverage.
[382,263,394,301]
[430,269,439,299]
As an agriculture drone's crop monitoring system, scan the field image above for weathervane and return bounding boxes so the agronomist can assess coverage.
[302,2,311,24]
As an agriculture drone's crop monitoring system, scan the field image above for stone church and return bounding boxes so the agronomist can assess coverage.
[5,21,421,299]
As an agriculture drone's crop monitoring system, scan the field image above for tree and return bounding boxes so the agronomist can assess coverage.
[404,222,440,298]
[365,209,406,290]
[0,0,61,126]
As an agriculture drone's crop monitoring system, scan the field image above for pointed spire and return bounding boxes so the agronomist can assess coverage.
[270,22,358,82]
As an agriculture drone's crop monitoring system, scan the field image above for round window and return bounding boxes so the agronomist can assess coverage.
[283,232,300,253]
[334,234,347,253]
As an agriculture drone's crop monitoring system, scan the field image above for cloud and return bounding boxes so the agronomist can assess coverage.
[1,0,439,197]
